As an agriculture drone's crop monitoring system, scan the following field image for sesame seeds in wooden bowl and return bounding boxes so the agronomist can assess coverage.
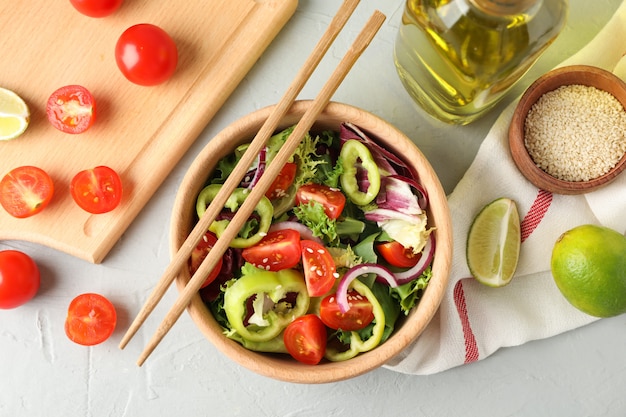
[509,65,626,194]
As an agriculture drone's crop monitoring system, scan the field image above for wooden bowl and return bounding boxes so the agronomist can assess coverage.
[169,100,452,383]
[509,65,626,194]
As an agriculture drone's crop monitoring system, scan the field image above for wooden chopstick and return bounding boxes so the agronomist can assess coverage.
[133,9,386,366]
[118,0,361,351]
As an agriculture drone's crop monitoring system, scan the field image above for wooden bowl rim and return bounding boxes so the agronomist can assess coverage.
[509,65,626,195]
[169,100,452,383]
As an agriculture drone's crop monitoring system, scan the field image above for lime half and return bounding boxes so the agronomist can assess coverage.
[0,87,30,141]
[467,198,521,287]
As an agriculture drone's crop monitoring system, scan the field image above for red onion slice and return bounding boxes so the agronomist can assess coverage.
[268,221,324,245]
[336,263,397,313]
[394,233,435,285]
[335,233,436,312]
[247,147,267,189]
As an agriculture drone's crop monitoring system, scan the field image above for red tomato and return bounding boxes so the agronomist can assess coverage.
[0,251,40,309]
[115,24,178,86]
[0,166,54,218]
[319,290,374,331]
[46,85,96,134]
[189,231,224,288]
[283,314,327,365]
[377,241,420,268]
[65,293,117,346]
[301,240,336,297]
[70,166,123,214]
[69,0,123,17]
[242,229,301,271]
[265,162,297,200]
[295,183,345,220]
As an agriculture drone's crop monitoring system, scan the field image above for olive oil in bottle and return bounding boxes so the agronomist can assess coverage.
[394,0,568,125]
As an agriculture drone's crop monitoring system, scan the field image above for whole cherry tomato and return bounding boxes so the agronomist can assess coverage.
[69,0,123,17]
[115,24,178,86]
[0,250,40,309]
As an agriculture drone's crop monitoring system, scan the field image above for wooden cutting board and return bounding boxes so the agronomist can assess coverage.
[0,0,298,263]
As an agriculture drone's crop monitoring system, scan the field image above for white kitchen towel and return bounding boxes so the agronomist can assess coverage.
[385,0,626,375]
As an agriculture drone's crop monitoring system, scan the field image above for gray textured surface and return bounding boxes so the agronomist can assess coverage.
[2,1,625,416]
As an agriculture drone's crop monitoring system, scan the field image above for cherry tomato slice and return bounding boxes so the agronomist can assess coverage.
[295,183,346,220]
[0,166,54,218]
[115,24,178,86]
[301,240,336,297]
[189,231,224,288]
[46,85,95,134]
[283,314,327,365]
[65,293,117,346]
[0,250,40,309]
[70,166,123,214]
[377,241,421,268]
[242,229,301,271]
[266,162,297,200]
[319,290,374,331]
[69,0,123,17]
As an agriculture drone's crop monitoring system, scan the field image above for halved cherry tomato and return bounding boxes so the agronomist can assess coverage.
[70,166,123,214]
[115,23,178,86]
[295,183,345,220]
[242,229,301,271]
[69,0,123,17]
[377,241,420,268]
[46,85,95,134]
[189,231,224,288]
[266,162,297,200]
[0,250,40,309]
[0,166,54,218]
[283,314,327,365]
[319,290,374,331]
[301,240,336,297]
[65,293,117,346]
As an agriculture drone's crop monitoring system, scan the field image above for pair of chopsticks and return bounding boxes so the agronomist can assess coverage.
[119,0,386,366]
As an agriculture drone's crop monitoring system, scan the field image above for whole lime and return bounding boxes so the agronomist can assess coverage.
[551,224,626,318]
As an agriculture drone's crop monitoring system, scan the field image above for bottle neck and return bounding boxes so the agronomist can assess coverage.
[469,0,541,15]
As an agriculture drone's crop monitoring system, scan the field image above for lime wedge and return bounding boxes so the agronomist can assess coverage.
[466,197,521,287]
[0,87,30,141]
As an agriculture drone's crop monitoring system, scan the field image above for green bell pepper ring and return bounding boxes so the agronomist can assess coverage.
[224,269,310,342]
[339,139,381,206]
[324,280,385,362]
[196,184,274,248]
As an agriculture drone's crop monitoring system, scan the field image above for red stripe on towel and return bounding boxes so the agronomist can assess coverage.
[520,190,553,242]
[454,280,479,363]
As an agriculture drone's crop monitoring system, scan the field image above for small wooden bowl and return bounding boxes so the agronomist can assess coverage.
[509,65,626,194]
[169,100,452,383]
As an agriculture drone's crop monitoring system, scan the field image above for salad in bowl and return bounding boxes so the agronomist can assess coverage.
[170,101,451,383]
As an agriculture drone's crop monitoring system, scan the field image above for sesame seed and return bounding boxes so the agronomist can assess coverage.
[333,272,340,278]
[259,232,267,237]
[524,84,626,182]
[306,247,314,254]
